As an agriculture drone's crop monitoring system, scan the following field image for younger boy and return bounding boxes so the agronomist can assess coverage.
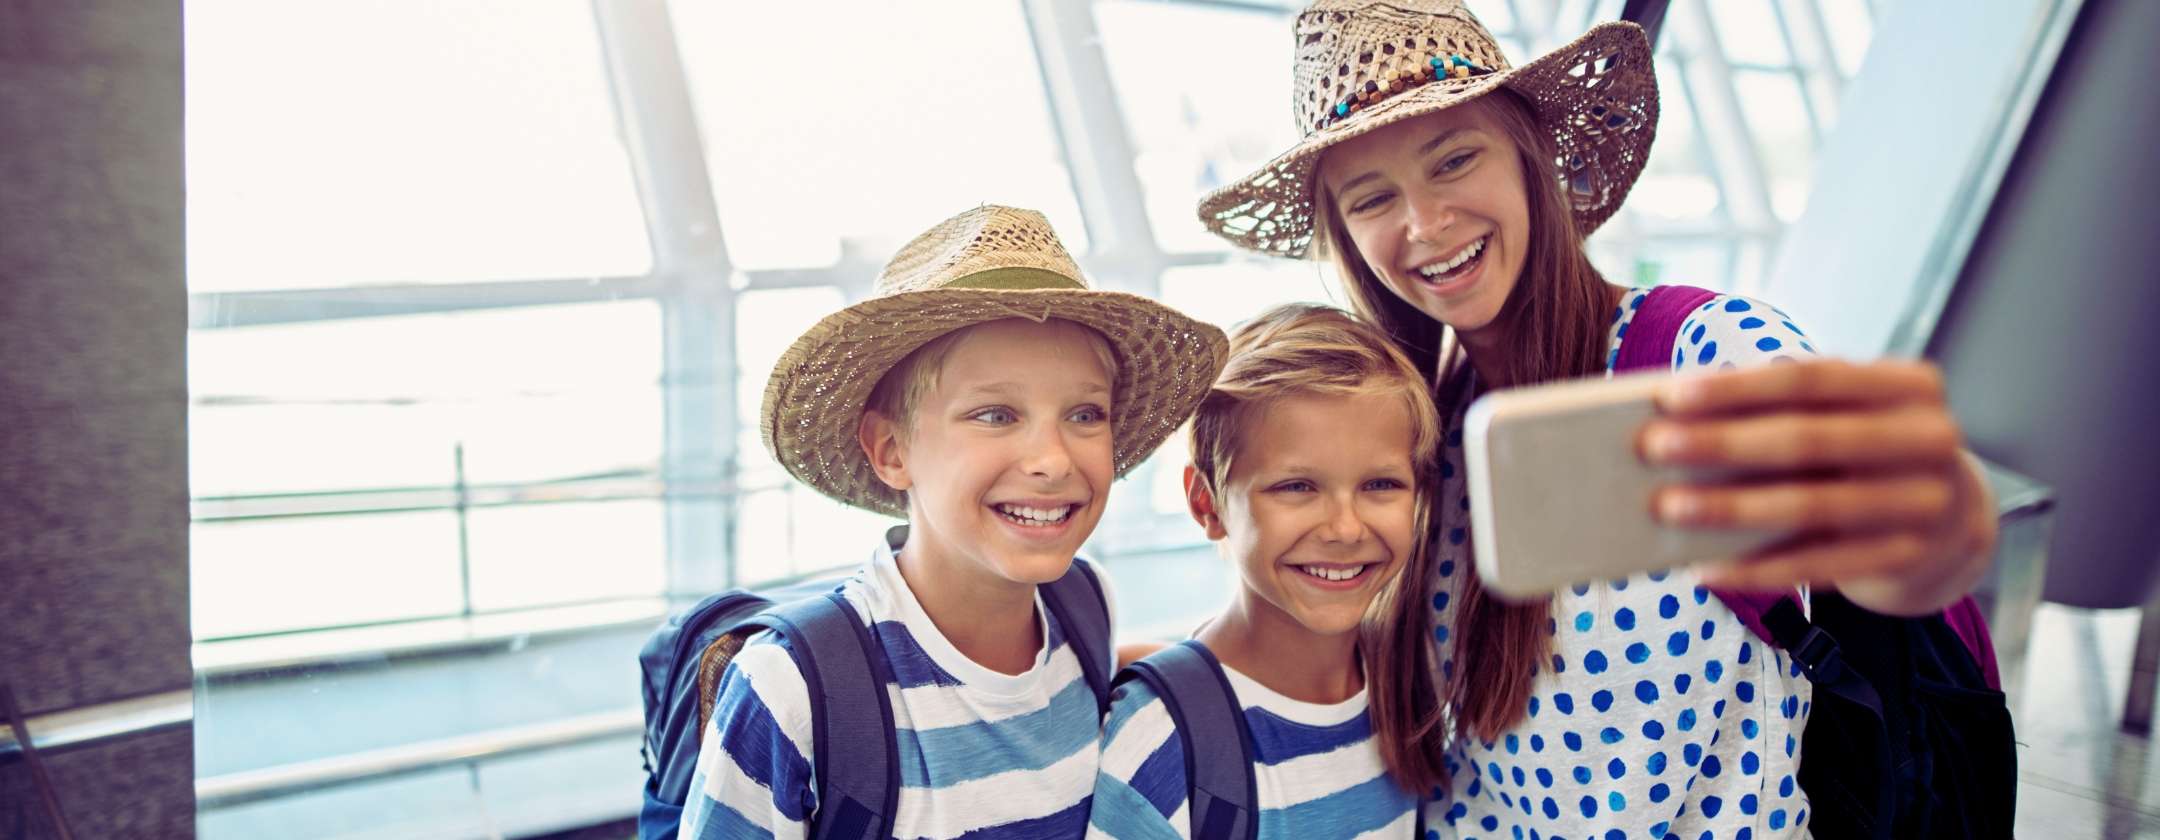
[679,206,1227,840]
[1091,304,1441,839]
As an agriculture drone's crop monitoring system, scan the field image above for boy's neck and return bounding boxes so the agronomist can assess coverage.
[1196,590,1363,706]
[891,527,1044,677]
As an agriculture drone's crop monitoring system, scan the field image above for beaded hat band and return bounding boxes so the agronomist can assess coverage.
[760,205,1230,518]
[1198,0,1659,258]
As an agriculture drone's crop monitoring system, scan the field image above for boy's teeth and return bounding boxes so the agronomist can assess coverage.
[997,504,1073,525]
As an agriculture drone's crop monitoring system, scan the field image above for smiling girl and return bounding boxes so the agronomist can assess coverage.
[1191,3,1999,837]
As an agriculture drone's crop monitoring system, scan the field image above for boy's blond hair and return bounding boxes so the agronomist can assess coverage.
[1187,304,1441,495]
[865,317,1121,433]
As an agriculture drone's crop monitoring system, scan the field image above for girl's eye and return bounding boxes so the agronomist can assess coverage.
[1348,191,1393,214]
[1069,405,1109,424]
[1364,478,1408,491]
[1435,150,1478,177]
[971,407,1017,425]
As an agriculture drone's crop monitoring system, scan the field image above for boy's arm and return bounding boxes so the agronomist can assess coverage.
[1087,683,1191,840]
[678,635,818,840]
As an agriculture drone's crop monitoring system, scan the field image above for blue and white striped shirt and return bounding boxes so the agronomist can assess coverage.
[1088,649,1418,840]
[679,528,1112,840]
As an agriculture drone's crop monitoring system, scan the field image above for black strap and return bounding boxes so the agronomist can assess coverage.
[755,594,899,840]
[1761,597,1885,716]
[1041,560,1114,716]
[1116,641,1260,840]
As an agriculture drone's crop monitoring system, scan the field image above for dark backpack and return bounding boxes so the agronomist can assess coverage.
[636,561,1115,840]
[1617,283,2017,839]
[1116,640,1425,840]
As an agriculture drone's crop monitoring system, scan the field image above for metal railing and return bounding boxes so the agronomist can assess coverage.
[194,708,643,811]
[0,690,193,760]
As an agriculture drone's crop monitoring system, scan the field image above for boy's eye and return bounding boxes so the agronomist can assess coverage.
[1271,479,1317,493]
[970,407,1017,424]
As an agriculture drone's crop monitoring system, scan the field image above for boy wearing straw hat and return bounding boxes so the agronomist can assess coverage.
[677,205,1228,840]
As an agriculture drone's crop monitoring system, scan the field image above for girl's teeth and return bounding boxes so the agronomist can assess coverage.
[1420,236,1487,277]
[1300,565,1363,582]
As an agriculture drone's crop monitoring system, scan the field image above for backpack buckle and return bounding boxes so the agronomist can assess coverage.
[1793,626,1845,682]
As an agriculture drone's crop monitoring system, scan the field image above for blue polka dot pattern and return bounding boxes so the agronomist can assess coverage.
[1423,289,1815,839]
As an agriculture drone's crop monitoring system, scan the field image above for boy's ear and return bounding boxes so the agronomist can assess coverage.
[1182,464,1228,541]
[859,410,912,492]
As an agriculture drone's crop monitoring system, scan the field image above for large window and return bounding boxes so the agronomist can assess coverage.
[185,1,1888,835]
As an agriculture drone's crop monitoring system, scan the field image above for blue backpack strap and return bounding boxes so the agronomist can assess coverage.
[754,594,900,840]
[638,591,778,840]
[1040,560,1114,715]
[1116,641,1259,840]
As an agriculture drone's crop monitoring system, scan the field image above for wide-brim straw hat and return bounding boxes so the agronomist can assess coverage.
[761,205,1231,518]
[1198,0,1658,258]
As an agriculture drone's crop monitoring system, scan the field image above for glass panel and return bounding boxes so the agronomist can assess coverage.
[191,511,465,639]
[670,0,1087,269]
[184,0,651,292]
[1706,0,1795,66]
[1817,0,1878,78]
[1092,1,1299,254]
[1157,260,1338,334]
[1627,239,1734,292]
[465,499,668,612]
[189,302,663,498]
[1622,61,1726,225]
[735,486,892,586]
[1468,0,1517,32]
[1730,70,1818,222]
[189,301,664,639]
[1499,36,1534,65]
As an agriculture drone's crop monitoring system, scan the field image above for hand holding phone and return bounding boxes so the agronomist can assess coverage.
[1463,371,1791,600]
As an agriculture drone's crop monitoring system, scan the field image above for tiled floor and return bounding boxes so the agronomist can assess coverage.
[2012,605,2160,838]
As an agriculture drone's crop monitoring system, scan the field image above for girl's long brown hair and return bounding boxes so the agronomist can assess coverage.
[1317,89,1614,766]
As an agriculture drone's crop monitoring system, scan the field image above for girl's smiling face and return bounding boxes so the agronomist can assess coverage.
[1318,100,1533,341]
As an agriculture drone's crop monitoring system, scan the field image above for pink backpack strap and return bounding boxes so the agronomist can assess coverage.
[1611,285,1802,647]
[1942,597,2003,690]
[1712,589,1797,650]
[1612,284,1719,373]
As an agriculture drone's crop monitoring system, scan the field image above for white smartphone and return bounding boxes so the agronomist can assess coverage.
[1462,371,1791,600]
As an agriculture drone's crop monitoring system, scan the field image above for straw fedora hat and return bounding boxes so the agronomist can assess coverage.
[760,205,1230,518]
[1198,0,1659,258]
